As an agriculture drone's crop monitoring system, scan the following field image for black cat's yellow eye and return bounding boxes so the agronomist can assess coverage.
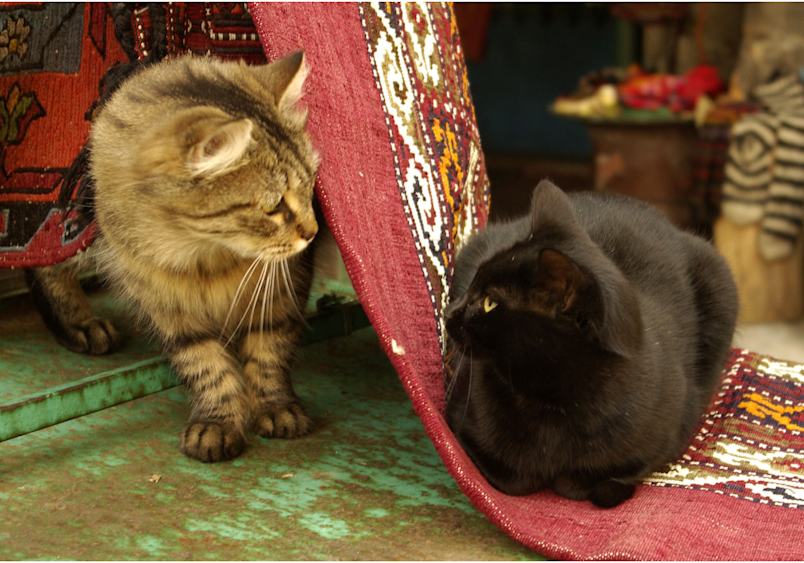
[483,296,498,313]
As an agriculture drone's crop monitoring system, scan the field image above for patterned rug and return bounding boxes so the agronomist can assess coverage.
[249,3,804,559]
[0,3,128,267]
[0,2,268,268]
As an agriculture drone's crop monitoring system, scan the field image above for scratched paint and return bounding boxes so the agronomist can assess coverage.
[0,322,542,560]
[1,281,541,559]
[1,283,369,442]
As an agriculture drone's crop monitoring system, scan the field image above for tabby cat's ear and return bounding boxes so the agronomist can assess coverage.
[530,179,581,237]
[250,51,309,127]
[139,108,253,178]
[187,118,253,177]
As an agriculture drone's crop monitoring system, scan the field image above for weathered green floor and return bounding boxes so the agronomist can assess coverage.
[0,287,543,560]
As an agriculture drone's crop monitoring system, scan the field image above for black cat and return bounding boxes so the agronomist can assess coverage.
[444,180,738,508]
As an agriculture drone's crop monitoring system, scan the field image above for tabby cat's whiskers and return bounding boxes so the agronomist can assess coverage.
[259,261,272,340]
[221,256,262,339]
[221,260,268,352]
[246,261,270,340]
[280,258,303,319]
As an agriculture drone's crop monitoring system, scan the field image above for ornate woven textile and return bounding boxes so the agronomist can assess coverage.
[250,1,489,414]
[0,2,268,268]
[250,3,804,559]
[647,350,804,509]
[0,4,128,267]
[126,3,266,63]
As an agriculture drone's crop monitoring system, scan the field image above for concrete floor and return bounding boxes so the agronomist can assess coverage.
[733,319,804,364]
[0,287,543,560]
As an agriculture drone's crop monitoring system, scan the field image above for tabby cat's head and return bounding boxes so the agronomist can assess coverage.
[445,180,642,361]
[90,52,319,270]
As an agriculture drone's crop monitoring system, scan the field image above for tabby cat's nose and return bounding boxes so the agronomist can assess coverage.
[298,222,318,242]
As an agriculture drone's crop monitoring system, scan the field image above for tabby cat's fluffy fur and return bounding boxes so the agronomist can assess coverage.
[445,180,738,507]
[29,52,320,463]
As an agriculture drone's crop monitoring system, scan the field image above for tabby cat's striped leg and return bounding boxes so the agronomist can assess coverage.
[240,323,312,439]
[171,339,249,462]
[25,254,119,355]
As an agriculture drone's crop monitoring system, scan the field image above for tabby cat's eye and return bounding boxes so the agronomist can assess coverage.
[483,296,498,313]
[261,202,277,214]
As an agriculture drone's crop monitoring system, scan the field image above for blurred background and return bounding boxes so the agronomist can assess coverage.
[455,3,804,362]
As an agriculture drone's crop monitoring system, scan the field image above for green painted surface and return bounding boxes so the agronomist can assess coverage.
[0,281,368,443]
[0,301,369,443]
[0,328,543,560]
[0,358,171,442]
[0,274,544,559]
[0,290,158,401]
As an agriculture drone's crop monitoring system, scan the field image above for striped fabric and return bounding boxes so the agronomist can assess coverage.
[761,113,804,259]
[722,74,804,260]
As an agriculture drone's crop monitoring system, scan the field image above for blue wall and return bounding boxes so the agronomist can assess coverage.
[466,8,620,157]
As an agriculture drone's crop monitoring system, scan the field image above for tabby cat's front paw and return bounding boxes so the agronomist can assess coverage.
[180,421,246,462]
[253,401,312,439]
[59,317,120,355]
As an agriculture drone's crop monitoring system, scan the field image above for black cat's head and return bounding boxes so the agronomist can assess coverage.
[445,180,642,361]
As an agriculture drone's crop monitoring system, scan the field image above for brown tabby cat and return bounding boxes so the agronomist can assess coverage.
[26,52,320,463]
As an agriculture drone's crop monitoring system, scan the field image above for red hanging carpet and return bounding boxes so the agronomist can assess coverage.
[0,3,127,267]
[0,3,267,267]
[249,2,804,560]
[1,3,802,558]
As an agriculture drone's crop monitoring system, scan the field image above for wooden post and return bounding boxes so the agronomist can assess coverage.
[713,216,804,323]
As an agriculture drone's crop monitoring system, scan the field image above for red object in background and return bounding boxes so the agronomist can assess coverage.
[453,3,493,63]
[681,64,726,104]
[618,64,726,112]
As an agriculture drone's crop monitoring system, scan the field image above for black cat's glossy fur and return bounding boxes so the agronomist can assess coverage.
[444,180,738,508]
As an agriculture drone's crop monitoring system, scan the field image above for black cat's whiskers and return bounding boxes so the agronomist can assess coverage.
[507,363,515,395]
[457,349,474,432]
[444,343,467,407]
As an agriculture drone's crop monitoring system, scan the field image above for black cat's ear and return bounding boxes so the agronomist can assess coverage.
[537,247,642,358]
[536,248,588,313]
[595,279,643,358]
[529,179,580,236]
[249,51,309,127]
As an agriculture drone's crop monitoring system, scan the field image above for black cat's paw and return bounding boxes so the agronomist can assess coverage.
[552,473,590,501]
[58,317,120,355]
[180,421,246,462]
[253,401,312,439]
[589,479,636,508]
